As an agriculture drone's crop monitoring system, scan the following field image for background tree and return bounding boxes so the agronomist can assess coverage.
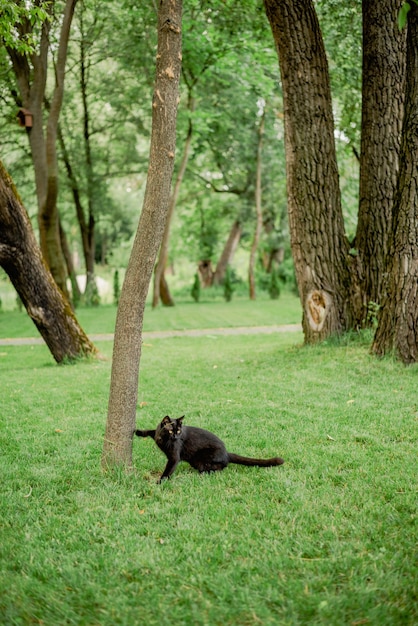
[264,0,352,342]
[0,159,97,362]
[59,0,153,300]
[5,0,78,299]
[354,0,406,323]
[248,106,265,300]
[102,0,182,470]
[372,1,418,364]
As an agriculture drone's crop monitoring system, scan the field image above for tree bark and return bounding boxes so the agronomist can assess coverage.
[372,3,418,364]
[249,110,265,300]
[102,0,182,470]
[264,0,352,342]
[354,0,406,324]
[0,160,97,363]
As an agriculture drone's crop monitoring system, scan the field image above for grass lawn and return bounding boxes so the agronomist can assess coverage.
[0,291,302,339]
[0,325,417,624]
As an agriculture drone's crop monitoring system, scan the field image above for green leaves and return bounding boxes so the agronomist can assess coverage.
[398,2,411,30]
[0,0,50,54]
[399,0,418,30]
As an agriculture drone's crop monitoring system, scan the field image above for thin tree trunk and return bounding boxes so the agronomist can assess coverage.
[102,0,182,470]
[0,161,97,363]
[152,99,194,308]
[59,219,82,304]
[354,0,406,325]
[80,12,97,297]
[41,0,78,298]
[372,3,418,364]
[249,110,265,300]
[213,219,242,285]
[58,126,95,290]
[264,0,352,342]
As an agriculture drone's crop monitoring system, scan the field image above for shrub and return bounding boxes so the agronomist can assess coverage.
[113,270,120,305]
[223,266,234,302]
[269,267,281,300]
[191,273,201,302]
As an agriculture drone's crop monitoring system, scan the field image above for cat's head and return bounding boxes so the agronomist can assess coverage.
[160,415,184,439]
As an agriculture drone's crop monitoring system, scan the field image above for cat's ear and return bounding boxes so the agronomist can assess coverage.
[162,415,172,425]
[177,416,185,424]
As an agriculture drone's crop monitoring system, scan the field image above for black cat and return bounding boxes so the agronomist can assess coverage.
[135,415,284,482]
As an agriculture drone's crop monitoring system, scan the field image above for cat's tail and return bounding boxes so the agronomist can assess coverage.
[135,429,156,438]
[227,452,284,467]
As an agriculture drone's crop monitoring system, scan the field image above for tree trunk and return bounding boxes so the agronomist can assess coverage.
[102,0,182,470]
[152,98,194,308]
[354,0,406,325]
[264,0,352,342]
[198,260,215,287]
[372,4,418,364]
[0,161,97,363]
[59,219,82,305]
[80,12,98,300]
[249,110,265,300]
[213,219,242,285]
[58,126,96,295]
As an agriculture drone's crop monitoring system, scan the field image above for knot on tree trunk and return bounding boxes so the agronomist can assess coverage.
[305,290,331,332]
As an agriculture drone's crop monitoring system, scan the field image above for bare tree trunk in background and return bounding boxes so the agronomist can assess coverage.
[80,8,98,298]
[0,160,97,363]
[152,99,194,308]
[372,3,418,364]
[249,110,265,300]
[58,125,95,300]
[59,220,82,304]
[102,0,182,470]
[264,0,352,342]
[213,219,242,285]
[354,0,406,325]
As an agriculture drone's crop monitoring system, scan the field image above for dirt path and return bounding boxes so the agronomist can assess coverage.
[0,324,302,346]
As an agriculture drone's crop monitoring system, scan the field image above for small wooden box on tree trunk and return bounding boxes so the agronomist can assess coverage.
[17,108,33,128]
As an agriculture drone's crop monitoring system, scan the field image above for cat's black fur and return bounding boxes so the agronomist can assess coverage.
[135,415,284,482]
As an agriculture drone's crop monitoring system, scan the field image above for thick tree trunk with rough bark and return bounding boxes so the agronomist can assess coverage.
[264,0,352,342]
[372,4,418,364]
[102,0,182,470]
[354,0,406,324]
[0,161,97,363]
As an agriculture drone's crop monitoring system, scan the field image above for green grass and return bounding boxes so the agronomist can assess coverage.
[0,329,417,625]
[0,292,302,338]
